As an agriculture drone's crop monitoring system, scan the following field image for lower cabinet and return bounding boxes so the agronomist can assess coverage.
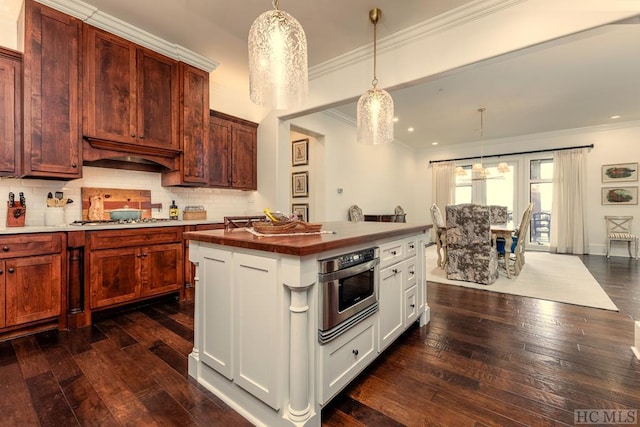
[87,227,184,310]
[379,259,406,351]
[0,232,64,332]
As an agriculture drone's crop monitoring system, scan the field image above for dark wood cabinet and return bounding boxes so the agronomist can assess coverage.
[0,233,64,332]
[0,48,21,177]
[87,227,184,310]
[162,63,210,186]
[22,0,82,178]
[83,25,179,152]
[209,111,257,190]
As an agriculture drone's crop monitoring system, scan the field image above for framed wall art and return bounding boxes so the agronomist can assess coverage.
[292,138,309,166]
[292,203,309,222]
[292,171,309,198]
[601,163,638,183]
[602,186,638,205]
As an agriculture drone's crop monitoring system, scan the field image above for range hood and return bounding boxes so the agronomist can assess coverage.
[83,137,181,173]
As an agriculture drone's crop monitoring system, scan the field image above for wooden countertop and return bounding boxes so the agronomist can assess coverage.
[184,221,432,256]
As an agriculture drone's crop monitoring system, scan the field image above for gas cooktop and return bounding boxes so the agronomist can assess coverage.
[70,218,175,226]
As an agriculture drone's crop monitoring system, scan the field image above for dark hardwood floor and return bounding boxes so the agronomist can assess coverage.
[1,254,639,426]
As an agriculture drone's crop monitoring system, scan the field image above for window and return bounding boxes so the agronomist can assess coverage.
[455,163,515,219]
[455,165,472,204]
[529,158,553,245]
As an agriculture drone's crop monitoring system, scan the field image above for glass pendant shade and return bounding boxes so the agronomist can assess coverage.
[472,162,484,172]
[454,166,467,176]
[497,161,510,173]
[357,87,394,144]
[248,6,308,110]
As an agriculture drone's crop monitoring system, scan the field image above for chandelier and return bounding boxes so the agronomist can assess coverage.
[248,0,308,110]
[356,8,394,145]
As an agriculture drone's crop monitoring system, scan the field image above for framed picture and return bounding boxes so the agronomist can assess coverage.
[292,171,309,198]
[602,186,638,205]
[292,138,309,166]
[292,203,309,222]
[602,163,638,183]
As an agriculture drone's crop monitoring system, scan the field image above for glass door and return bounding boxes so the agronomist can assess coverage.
[529,158,553,248]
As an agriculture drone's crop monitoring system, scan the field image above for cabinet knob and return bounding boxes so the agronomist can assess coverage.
[352,349,359,357]
[131,133,136,138]
[139,134,145,139]
[409,244,415,249]
[390,250,397,255]
[0,269,3,274]
[142,253,148,257]
[392,268,399,274]
[72,163,77,168]
[136,254,142,258]
[410,303,416,308]
[410,270,415,275]
[8,267,15,273]
[2,246,8,252]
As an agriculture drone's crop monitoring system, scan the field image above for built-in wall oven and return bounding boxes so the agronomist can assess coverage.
[318,247,379,344]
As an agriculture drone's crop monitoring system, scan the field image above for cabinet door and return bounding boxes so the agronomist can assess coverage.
[5,254,62,326]
[0,261,5,328]
[230,122,257,190]
[141,243,183,297]
[23,0,81,178]
[209,114,231,187]
[136,48,179,150]
[378,261,405,351]
[89,247,141,308]
[83,25,137,145]
[0,49,21,176]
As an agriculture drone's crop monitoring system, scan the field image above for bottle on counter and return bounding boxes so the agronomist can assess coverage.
[169,200,179,220]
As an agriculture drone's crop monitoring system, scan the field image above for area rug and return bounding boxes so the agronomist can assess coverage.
[425,245,618,311]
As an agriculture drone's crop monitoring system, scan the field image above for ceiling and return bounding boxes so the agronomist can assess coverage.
[4,0,639,149]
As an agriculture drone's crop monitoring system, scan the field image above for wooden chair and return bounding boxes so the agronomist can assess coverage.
[224,215,267,229]
[531,211,551,243]
[506,203,534,276]
[430,204,447,269]
[605,216,639,259]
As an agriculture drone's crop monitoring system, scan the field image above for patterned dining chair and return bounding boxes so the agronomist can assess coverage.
[488,205,508,224]
[445,204,498,285]
[348,205,364,222]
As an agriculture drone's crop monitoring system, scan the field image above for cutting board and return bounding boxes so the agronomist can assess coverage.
[81,187,153,220]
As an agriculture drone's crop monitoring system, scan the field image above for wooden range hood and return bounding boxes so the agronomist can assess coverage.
[83,137,181,173]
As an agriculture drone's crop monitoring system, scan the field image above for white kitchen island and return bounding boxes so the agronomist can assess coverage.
[184,221,431,427]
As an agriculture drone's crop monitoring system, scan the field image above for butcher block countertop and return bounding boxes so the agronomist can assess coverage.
[184,221,432,256]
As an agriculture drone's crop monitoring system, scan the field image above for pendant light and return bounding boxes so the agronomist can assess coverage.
[248,0,308,110]
[357,8,394,145]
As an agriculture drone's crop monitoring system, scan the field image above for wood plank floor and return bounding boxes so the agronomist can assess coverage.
[1,254,639,426]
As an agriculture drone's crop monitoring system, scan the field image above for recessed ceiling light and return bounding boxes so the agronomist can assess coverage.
[408,127,414,132]
[432,142,438,146]
[610,115,621,119]
[393,117,399,122]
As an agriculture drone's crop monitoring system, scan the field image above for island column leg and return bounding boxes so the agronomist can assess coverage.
[287,283,313,423]
[188,258,201,377]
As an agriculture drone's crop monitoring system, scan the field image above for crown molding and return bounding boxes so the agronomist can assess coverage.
[35,0,218,72]
[309,0,524,80]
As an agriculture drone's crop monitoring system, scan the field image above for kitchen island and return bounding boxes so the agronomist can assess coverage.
[185,221,431,427]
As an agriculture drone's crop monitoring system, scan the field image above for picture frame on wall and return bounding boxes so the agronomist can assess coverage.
[292,171,309,198]
[601,163,638,183]
[602,186,638,205]
[292,138,309,166]
[292,203,309,222]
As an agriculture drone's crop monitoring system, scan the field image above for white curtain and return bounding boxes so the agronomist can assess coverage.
[550,148,589,254]
[431,162,455,240]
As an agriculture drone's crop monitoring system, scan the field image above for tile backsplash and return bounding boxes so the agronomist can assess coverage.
[0,167,258,228]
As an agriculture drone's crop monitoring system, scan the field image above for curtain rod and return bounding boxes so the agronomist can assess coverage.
[428,144,594,165]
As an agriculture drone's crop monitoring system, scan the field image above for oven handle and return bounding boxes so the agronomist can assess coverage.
[319,258,379,282]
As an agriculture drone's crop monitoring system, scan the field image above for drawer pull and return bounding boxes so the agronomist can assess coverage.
[390,250,397,255]
[8,267,15,274]
[2,246,8,252]
[352,349,359,357]
[410,303,416,308]
[409,244,415,249]
[409,270,415,275]
[392,268,399,274]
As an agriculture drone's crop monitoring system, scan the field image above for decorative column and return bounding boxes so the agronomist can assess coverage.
[188,244,200,378]
[286,283,313,423]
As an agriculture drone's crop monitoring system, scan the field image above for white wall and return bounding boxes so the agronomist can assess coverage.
[415,122,640,256]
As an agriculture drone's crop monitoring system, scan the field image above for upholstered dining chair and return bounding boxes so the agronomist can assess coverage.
[505,203,534,275]
[605,216,639,259]
[430,204,447,269]
[445,204,498,285]
[488,205,508,224]
[348,205,364,222]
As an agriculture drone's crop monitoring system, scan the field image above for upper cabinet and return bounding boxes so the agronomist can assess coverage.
[82,25,180,158]
[0,48,22,177]
[162,63,210,187]
[209,111,258,190]
[22,0,82,179]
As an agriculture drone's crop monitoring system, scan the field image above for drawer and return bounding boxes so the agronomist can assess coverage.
[0,233,63,258]
[405,256,417,290]
[320,315,377,404]
[404,285,418,327]
[405,237,418,258]
[379,240,404,269]
[88,226,184,249]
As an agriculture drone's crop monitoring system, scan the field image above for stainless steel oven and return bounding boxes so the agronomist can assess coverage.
[318,247,379,344]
